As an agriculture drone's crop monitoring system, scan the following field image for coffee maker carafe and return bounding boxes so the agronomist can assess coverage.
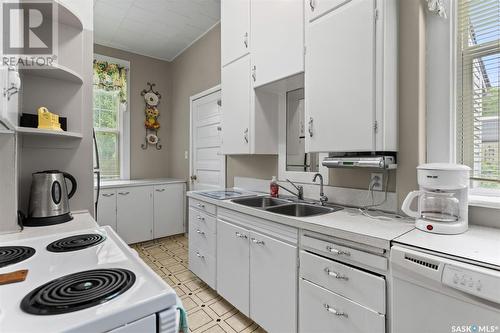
[402,163,470,234]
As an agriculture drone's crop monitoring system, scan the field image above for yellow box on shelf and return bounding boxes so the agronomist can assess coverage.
[37,107,63,131]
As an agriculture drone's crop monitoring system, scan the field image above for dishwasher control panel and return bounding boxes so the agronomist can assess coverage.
[442,264,500,304]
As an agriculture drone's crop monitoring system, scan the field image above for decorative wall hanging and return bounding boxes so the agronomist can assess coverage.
[426,0,447,19]
[141,82,162,150]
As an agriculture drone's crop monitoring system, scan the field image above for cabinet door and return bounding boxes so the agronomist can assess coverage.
[250,231,297,333]
[97,189,117,231]
[216,220,250,316]
[221,55,251,155]
[251,0,303,87]
[221,0,250,66]
[305,0,375,152]
[153,183,185,238]
[116,186,153,244]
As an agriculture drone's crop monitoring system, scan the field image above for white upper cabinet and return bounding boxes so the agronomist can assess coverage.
[221,54,279,155]
[221,55,252,154]
[305,0,397,153]
[250,0,304,87]
[221,0,250,67]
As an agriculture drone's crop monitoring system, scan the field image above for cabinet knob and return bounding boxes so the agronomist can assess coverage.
[324,304,347,317]
[251,65,256,82]
[244,128,249,143]
[197,216,205,222]
[324,268,349,280]
[195,251,205,259]
[326,246,350,256]
[309,0,316,11]
[243,32,249,48]
[235,232,247,239]
[195,229,205,236]
[102,193,114,197]
[197,203,205,208]
[118,192,130,196]
[251,238,265,245]
[308,117,314,137]
[155,188,166,192]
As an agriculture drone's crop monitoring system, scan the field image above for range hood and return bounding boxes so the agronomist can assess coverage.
[322,155,397,169]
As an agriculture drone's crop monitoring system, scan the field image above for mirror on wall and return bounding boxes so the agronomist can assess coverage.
[286,88,320,172]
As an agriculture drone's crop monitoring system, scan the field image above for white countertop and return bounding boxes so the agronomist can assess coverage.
[99,178,186,189]
[188,191,414,250]
[394,226,500,269]
[0,211,98,242]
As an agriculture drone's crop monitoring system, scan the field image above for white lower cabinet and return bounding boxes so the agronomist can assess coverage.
[299,279,385,333]
[97,182,186,244]
[216,219,250,316]
[97,189,117,231]
[250,230,297,333]
[216,216,298,332]
[116,186,153,244]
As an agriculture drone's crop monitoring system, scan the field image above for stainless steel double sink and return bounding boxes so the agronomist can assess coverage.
[231,196,343,217]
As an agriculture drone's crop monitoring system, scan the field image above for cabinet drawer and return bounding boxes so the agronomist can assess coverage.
[189,198,216,215]
[189,208,216,235]
[299,279,385,333]
[189,246,216,289]
[300,251,385,314]
[302,235,387,271]
[189,217,216,256]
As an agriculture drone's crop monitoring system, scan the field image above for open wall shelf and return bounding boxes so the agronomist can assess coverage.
[15,126,82,139]
[20,64,83,84]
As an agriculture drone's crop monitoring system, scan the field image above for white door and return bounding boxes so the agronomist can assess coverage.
[216,219,250,316]
[221,0,250,66]
[251,0,304,87]
[97,189,117,231]
[116,186,153,244]
[153,183,185,238]
[191,89,225,190]
[250,231,297,333]
[305,0,375,152]
[221,54,251,155]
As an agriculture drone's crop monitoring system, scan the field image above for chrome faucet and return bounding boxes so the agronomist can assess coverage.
[313,173,328,206]
[279,179,304,200]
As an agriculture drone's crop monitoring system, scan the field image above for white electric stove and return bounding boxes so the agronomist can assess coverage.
[0,225,178,333]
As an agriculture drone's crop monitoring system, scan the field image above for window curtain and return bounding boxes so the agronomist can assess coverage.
[93,60,128,105]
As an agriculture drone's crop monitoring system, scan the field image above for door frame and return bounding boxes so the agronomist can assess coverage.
[189,85,226,190]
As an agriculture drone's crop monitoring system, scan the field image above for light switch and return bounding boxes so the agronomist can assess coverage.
[184,151,188,159]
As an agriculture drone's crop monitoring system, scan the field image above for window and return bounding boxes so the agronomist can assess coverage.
[456,0,500,190]
[93,56,130,180]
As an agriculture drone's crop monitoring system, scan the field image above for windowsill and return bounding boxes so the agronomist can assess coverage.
[469,195,500,210]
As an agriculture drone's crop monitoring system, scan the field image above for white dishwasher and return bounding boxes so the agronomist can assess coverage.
[391,245,500,333]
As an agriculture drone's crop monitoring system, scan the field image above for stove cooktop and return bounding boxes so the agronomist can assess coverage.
[0,226,176,333]
[0,246,36,268]
[46,234,106,253]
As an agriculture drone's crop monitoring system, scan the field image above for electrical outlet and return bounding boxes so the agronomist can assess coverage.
[371,173,384,191]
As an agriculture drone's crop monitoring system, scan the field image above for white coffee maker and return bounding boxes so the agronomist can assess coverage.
[402,163,471,234]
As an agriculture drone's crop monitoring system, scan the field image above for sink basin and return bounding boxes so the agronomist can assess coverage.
[266,203,341,217]
[232,196,291,208]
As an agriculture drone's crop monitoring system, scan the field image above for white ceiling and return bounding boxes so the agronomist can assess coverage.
[93,0,220,61]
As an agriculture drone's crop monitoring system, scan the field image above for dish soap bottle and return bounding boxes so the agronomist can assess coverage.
[270,176,279,198]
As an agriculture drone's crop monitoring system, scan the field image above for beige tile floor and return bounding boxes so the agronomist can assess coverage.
[131,234,266,333]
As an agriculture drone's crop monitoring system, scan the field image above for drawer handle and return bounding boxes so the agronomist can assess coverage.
[235,232,248,239]
[197,216,205,222]
[324,304,347,317]
[102,193,114,197]
[195,251,205,259]
[326,246,350,256]
[155,189,166,192]
[196,229,205,236]
[325,268,349,281]
[251,238,265,245]
[197,203,205,208]
[118,192,130,196]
